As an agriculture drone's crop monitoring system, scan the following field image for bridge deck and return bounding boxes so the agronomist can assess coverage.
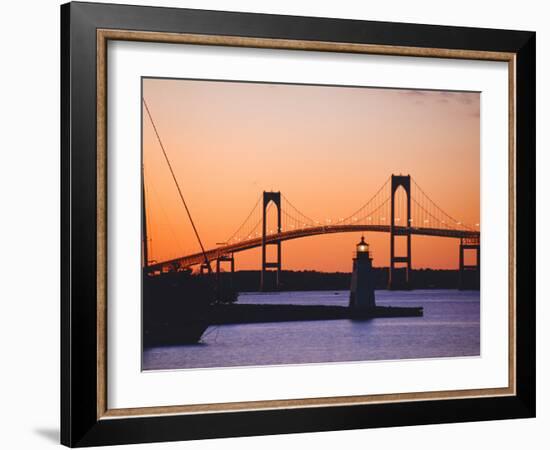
[147,224,480,272]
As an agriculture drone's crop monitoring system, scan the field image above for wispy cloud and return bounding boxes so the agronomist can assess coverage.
[399,89,479,115]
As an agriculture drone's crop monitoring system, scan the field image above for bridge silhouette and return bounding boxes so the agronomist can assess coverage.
[146,174,480,290]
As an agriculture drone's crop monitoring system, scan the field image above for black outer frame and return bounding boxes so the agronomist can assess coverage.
[61,1,535,447]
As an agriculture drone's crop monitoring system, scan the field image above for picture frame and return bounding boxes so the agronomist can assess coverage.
[61,1,535,447]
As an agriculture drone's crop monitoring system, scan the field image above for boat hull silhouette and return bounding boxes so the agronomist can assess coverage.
[142,271,213,348]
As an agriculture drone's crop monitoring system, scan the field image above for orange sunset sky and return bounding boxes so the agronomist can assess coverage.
[142,78,480,272]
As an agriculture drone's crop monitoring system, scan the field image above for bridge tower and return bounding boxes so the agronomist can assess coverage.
[260,191,282,291]
[458,237,480,289]
[388,174,412,289]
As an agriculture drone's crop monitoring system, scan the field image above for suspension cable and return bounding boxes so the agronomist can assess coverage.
[412,178,474,230]
[341,176,391,222]
[281,194,317,226]
[225,194,262,243]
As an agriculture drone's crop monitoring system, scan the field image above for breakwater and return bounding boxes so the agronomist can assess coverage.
[208,303,422,325]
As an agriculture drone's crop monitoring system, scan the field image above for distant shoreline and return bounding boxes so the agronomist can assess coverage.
[215,268,480,292]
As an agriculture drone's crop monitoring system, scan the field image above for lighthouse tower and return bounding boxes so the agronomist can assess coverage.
[349,236,376,309]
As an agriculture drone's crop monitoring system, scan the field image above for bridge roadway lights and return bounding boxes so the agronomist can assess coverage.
[260,191,282,291]
[458,237,480,290]
[145,176,480,290]
[388,175,412,290]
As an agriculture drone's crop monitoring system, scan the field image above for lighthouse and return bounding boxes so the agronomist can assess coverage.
[349,236,376,309]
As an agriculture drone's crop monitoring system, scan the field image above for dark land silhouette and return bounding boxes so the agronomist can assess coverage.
[142,266,455,348]
[217,267,480,292]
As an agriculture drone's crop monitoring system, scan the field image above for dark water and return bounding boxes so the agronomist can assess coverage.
[143,289,480,370]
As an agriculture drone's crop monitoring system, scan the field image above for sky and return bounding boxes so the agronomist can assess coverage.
[142,78,480,272]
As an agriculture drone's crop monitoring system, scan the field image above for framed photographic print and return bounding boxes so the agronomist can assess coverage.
[61,2,536,447]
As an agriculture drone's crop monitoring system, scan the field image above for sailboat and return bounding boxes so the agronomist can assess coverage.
[142,269,212,347]
[141,99,214,348]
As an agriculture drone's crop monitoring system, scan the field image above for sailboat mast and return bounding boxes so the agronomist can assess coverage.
[142,98,212,273]
[142,163,149,271]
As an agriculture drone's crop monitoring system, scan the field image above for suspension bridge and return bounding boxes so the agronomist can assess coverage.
[146,174,480,290]
[142,97,479,290]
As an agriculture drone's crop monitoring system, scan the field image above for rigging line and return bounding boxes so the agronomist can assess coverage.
[145,164,186,258]
[201,325,220,340]
[143,164,153,262]
[142,98,212,271]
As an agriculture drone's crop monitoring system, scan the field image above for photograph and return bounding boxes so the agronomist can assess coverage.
[141,78,481,371]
